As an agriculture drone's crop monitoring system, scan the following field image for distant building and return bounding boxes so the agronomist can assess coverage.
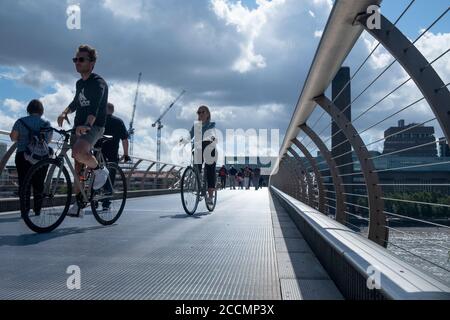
[383,120,437,157]
[0,142,8,182]
[0,142,7,161]
[439,138,450,158]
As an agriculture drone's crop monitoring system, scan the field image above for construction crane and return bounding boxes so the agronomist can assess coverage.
[152,90,186,168]
[128,72,142,158]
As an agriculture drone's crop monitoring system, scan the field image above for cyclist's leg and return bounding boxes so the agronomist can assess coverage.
[72,126,105,169]
[73,127,108,190]
[72,139,98,169]
[15,151,30,197]
[31,163,49,213]
[71,160,84,194]
[202,141,216,198]
[205,162,216,198]
[102,158,117,208]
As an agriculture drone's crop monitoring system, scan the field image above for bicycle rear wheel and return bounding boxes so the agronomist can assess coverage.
[181,166,200,215]
[91,162,127,225]
[21,158,72,233]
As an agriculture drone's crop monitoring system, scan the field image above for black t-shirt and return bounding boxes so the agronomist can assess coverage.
[69,73,108,127]
[101,114,129,161]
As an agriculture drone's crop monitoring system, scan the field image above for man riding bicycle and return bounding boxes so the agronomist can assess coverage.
[57,44,110,217]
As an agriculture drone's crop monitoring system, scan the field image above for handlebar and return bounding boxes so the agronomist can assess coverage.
[179,136,216,145]
[41,127,76,137]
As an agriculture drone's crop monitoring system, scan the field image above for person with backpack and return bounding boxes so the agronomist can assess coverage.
[10,99,52,215]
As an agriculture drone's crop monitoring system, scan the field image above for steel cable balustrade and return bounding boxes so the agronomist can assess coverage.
[272,1,450,269]
[305,6,449,151]
[298,0,418,148]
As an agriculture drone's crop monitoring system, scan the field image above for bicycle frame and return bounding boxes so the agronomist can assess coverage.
[44,131,111,205]
[189,145,209,199]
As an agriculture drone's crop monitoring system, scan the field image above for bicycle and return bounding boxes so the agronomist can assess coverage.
[180,138,217,215]
[20,127,127,233]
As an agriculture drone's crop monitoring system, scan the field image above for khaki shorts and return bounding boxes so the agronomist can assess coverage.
[70,126,105,147]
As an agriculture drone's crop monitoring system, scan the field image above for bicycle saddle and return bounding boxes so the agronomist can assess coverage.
[96,135,114,145]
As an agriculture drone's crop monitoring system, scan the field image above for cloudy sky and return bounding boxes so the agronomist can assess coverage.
[0,0,449,165]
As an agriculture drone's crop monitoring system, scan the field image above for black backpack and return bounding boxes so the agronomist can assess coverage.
[19,119,53,164]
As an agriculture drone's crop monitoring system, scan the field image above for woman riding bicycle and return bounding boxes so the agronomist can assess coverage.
[189,105,217,206]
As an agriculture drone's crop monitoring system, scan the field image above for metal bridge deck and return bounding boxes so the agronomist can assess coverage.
[0,190,342,300]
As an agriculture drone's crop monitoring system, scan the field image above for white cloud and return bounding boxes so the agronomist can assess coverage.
[102,0,145,20]
[3,98,25,114]
[0,109,17,130]
[415,31,450,84]
[211,0,286,73]
[20,69,54,90]
[363,34,392,70]
[0,66,54,90]
[312,0,332,10]
[39,83,75,126]
[107,80,176,123]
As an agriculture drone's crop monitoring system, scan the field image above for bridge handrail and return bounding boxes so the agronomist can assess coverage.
[271,186,450,299]
[275,0,381,171]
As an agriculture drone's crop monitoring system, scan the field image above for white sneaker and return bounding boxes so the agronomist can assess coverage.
[67,202,85,218]
[93,167,109,190]
[206,196,214,206]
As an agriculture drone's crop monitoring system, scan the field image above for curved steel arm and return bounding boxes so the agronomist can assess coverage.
[163,165,177,189]
[315,95,387,247]
[299,124,347,223]
[140,162,156,190]
[153,164,167,189]
[126,159,143,189]
[291,138,326,213]
[286,156,307,202]
[0,142,17,176]
[288,147,315,207]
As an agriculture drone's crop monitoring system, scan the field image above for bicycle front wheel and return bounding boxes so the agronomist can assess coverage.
[91,162,127,225]
[21,158,72,233]
[181,166,200,215]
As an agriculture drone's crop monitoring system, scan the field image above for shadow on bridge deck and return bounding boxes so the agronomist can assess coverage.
[0,189,342,300]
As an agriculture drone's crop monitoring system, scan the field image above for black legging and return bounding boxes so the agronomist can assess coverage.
[15,152,47,213]
[194,141,216,189]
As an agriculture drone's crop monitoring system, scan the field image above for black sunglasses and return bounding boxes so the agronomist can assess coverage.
[72,57,91,63]
[197,111,206,114]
